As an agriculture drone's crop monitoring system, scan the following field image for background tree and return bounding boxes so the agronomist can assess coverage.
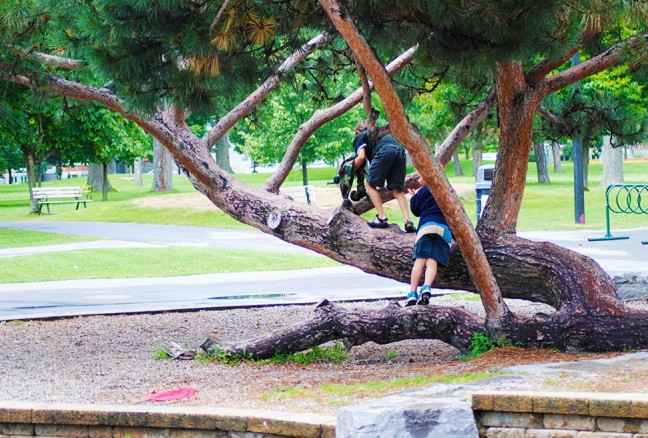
[412,83,498,178]
[233,75,360,184]
[0,84,62,211]
[46,103,148,200]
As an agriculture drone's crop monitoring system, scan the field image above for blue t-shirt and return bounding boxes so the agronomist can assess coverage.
[410,185,448,228]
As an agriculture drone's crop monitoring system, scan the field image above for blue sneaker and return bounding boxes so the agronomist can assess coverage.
[405,291,418,306]
[417,285,432,305]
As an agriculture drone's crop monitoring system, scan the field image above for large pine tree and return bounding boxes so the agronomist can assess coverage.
[1,0,647,355]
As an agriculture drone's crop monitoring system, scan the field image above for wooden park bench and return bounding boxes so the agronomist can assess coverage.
[32,186,93,215]
[281,185,316,205]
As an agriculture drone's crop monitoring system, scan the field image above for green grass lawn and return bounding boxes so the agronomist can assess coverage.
[1,160,647,230]
[1,159,646,283]
[0,247,339,283]
[0,228,99,248]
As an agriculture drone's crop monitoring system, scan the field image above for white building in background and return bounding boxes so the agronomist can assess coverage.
[0,165,88,184]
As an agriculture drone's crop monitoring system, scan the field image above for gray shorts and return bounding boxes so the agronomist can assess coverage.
[367,144,406,191]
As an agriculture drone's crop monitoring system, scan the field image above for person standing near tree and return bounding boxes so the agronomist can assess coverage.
[352,120,415,232]
[405,173,452,306]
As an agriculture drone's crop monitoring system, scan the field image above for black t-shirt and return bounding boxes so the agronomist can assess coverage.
[352,131,375,161]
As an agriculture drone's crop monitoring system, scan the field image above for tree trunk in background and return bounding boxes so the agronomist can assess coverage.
[552,141,562,173]
[152,137,174,192]
[452,150,463,176]
[22,147,38,213]
[472,137,483,180]
[533,141,550,183]
[102,163,109,201]
[215,133,233,173]
[301,157,309,186]
[88,163,113,193]
[133,157,143,187]
[601,135,624,187]
[582,139,590,191]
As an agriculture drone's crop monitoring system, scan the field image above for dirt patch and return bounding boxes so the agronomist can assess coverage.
[130,193,220,210]
[130,183,475,211]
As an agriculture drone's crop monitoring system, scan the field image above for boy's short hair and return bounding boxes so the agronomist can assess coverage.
[355,120,368,133]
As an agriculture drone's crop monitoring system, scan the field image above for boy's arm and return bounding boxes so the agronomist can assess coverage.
[410,190,421,217]
[353,148,366,170]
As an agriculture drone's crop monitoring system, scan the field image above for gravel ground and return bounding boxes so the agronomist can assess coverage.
[1,295,646,415]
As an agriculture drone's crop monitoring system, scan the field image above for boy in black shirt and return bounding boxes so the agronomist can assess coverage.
[351,121,415,232]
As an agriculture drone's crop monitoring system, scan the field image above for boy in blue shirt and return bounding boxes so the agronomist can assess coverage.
[406,174,453,305]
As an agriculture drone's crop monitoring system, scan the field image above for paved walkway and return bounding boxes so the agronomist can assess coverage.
[1,221,647,320]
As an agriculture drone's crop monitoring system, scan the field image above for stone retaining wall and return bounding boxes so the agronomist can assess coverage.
[0,401,335,438]
[473,391,648,438]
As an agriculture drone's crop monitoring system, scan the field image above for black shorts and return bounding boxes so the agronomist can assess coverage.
[367,145,406,191]
[412,233,450,267]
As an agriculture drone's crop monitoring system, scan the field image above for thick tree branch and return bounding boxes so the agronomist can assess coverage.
[264,46,417,192]
[7,46,82,69]
[538,105,569,127]
[201,299,483,358]
[355,56,373,121]
[524,26,600,85]
[205,31,333,148]
[435,87,497,167]
[319,0,512,333]
[538,30,648,99]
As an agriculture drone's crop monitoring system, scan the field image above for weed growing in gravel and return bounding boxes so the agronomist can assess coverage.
[152,348,171,360]
[387,351,398,360]
[195,348,247,365]
[460,332,508,361]
[195,344,349,366]
[268,344,349,365]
